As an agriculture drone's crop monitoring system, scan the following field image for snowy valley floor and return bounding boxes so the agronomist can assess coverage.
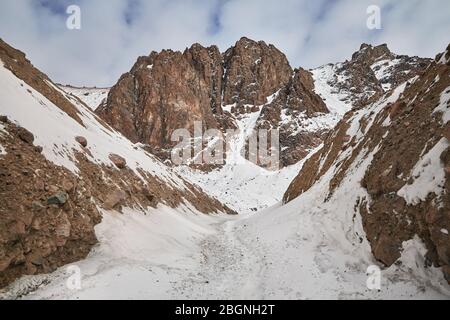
[2,163,450,300]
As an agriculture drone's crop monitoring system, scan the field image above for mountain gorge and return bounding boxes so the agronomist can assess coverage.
[1,37,450,299]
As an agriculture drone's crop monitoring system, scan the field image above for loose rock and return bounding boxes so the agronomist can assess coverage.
[47,191,69,205]
[109,153,127,169]
[17,127,34,144]
[75,136,88,148]
[103,190,127,210]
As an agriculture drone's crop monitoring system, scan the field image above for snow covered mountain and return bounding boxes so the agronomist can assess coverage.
[1,37,449,300]
[285,43,450,288]
[0,38,232,289]
[59,86,109,111]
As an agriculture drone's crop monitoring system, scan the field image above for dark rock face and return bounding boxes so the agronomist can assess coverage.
[96,38,293,151]
[222,37,293,106]
[253,68,330,166]
[96,45,230,151]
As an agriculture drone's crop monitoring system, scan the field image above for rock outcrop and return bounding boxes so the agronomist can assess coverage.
[325,43,431,108]
[96,44,233,156]
[253,68,330,166]
[97,39,431,169]
[96,37,328,167]
[222,37,293,106]
[0,121,101,287]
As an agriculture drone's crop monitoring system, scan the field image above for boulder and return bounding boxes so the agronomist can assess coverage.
[75,136,88,147]
[17,127,34,144]
[0,115,8,123]
[47,191,69,205]
[34,146,43,153]
[103,190,127,210]
[373,234,401,266]
[109,153,127,169]
[443,124,450,141]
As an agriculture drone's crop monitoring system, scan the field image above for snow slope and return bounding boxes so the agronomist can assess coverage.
[60,86,109,111]
[175,99,311,214]
[5,177,449,299]
[0,61,188,189]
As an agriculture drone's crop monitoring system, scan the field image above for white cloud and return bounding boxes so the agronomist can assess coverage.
[0,0,448,87]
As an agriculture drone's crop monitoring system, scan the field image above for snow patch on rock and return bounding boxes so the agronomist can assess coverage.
[397,138,448,205]
[60,86,109,111]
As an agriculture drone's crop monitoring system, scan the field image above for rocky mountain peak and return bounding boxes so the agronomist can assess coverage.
[96,39,432,169]
[325,42,432,108]
[353,43,393,63]
[284,49,450,283]
[222,37,293,106]
[96,37,297,161]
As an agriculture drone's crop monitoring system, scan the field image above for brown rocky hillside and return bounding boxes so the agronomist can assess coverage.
[284,44,450,283]
[0,39,233,289]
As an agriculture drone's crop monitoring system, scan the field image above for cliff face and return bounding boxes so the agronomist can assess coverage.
[284,44,450,283]
[97,46,226,146]
[96,37,294,150]
[96,37,328,166]
[326,43,431,108]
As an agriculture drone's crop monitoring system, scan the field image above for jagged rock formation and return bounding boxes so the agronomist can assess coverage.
[97,37,328,166]
[323,43,431,108]
[98,39,431,168]
[284,45,450,283]
[0,39,234,288]
[222,37,292,106]
[253,68,330,166]
[96,44,235,158]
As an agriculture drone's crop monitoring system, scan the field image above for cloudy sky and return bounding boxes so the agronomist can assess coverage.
[0,0,449,87]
